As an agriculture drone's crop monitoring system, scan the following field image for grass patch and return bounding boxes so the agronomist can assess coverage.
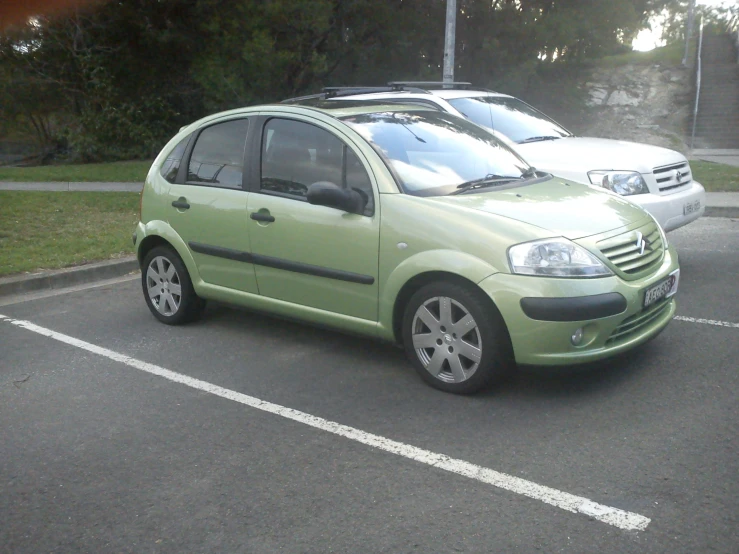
[691,161,739,192]
[0,191,139,277]
[596,41,689,68]
[0,160,152,182]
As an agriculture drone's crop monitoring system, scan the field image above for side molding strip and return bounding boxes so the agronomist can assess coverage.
[188,242,375,285]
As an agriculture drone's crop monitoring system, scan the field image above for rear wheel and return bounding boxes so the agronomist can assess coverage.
[142,246,205,325]
[402,281,512,394]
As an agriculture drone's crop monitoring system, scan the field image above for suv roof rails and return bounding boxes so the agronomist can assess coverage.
[280,81,497,104]
[387,81,473,89]
[281,85,431,103]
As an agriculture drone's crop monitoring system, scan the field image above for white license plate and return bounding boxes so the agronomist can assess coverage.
[683,199,700,215]
[643,269,680,308]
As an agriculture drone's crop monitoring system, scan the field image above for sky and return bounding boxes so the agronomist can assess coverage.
[632,0,735,51]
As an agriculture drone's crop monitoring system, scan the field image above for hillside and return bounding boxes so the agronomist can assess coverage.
[518,45,695,155]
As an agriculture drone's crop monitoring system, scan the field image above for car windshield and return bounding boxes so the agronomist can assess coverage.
[340,111,537,196]
[447,96,572,144]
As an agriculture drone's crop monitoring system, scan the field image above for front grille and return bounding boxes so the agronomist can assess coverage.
[606,298,671,345]
[597,221,664,277]
[653,161,692,193]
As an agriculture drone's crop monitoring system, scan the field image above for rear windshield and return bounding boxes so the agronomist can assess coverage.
[447,96,571,143]
[341,111,536,196]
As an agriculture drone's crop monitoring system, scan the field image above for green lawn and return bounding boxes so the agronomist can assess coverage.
[0,158,734,278]
[596,41,690,68]
[0,191,139,277]
[691,161,739,192]
[0,160,152,182]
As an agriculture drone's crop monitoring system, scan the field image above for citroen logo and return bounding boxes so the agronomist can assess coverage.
[635,231,650,255]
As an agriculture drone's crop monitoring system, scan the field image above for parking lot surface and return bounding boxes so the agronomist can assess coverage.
[1,217,737,553]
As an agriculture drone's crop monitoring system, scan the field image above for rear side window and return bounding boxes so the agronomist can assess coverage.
[159,136,190,183]
[187,119,249,189]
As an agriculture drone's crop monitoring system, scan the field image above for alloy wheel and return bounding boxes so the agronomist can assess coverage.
[411,296,482,383]
[146,256,182,316]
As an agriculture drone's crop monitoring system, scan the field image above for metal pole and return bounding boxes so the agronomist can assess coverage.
[443,0,457,85]
[682,0,695,66]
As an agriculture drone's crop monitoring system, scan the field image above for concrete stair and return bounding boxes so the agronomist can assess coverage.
[693,34,739,149]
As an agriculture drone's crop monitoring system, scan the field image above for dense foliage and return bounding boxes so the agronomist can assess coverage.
[0,0,730,161]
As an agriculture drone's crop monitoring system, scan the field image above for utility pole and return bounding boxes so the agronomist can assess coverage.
[442,0,457,85]
[682,0,696,66]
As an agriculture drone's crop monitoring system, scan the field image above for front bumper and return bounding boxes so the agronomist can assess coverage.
[478,245,679,365]
[630,181,705,232]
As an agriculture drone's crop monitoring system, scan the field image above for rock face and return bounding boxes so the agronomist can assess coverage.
[580,63,693,153]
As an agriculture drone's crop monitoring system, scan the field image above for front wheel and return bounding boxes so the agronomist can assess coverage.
[142,246,205,325]
[402,281,512,394]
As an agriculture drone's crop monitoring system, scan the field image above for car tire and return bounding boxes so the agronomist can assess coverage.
[142,246,205,325]
[402,281,513,394]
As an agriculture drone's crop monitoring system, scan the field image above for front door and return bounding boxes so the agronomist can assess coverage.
[246,116,380,321]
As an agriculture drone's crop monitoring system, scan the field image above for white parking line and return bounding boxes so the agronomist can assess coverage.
[674,316,739,329]
[0,313,650,532]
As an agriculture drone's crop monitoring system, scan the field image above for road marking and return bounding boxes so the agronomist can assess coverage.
[0,313,650,532]
[674,316,739,329]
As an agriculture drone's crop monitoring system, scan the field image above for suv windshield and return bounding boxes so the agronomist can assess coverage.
[447,96,572,144]
[341,111,538,196]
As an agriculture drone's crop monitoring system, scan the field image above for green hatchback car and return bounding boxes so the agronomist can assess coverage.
[134,101,679,394]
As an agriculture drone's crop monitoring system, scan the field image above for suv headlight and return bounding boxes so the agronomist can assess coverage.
[588,171,648,196]
[508,238,612,277]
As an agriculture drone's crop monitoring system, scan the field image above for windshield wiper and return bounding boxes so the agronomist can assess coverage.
[518,135,561,144]
[520,166,538,180]
[451,174,521,195]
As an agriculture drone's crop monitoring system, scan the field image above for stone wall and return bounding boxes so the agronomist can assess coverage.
[580,63,693,153]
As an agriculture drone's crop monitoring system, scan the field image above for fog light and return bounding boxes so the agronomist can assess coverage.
[571,327,584,346]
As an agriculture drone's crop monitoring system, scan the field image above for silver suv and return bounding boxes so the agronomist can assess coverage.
[285,82,705,232]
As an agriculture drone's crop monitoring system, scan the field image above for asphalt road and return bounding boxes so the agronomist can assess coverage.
[1,217,737,553]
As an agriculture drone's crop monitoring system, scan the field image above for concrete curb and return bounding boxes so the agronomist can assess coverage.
[0,257,140,298]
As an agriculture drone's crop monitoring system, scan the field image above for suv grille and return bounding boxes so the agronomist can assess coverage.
[606,298,671,345]
[597,221,664,277]
[653,162,691,193]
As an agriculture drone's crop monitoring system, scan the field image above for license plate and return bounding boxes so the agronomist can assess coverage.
[683,199,700,215]
[643,269,680,308]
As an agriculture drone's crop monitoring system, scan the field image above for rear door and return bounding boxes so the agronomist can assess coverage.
[165,117,258,293]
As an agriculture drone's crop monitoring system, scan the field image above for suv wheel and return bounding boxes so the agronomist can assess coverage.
[142,246,205,325]
[402,282,512,394]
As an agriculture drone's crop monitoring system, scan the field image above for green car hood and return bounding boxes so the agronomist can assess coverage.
[428,178,652,240]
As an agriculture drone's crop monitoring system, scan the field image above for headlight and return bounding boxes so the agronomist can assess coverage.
[508,238,612,278]
[588,171,648,196]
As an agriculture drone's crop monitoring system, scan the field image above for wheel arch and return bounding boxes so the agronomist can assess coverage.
[377,249,501,343]
[135,221,202,288]
[391,271,489,344]
[137,235,172,267]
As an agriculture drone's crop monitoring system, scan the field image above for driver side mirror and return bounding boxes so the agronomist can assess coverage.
[307,182,366,215]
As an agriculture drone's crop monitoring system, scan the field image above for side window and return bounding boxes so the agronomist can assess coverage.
[261,119,343,199]
[159,136,189,183]
[261,118,374,216]
[187,119,249,189]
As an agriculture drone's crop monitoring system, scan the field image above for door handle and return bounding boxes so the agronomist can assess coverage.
[250,212,275,223]
[171,198,190,210]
